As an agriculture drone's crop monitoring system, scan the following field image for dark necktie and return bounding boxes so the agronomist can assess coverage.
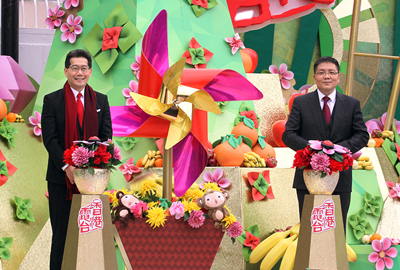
[322,96,331,125]
[77,93,84,127]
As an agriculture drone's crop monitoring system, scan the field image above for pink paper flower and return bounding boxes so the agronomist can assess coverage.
[118,157,141,182]
[122,80,138,106]
[309,140,348,155]
[169,201,185,220]
[131,55,141,79]
[310,153,330,173]
[391,238,400,246]
[188,210,205,228]
[113,145,121,160]
[268,63,294,89]
[227,221,243,238]
[72,146,94,166]
[130,201,148,218]
[199,168,230,189]
[386,181,400,198]
[366,112,400,135]
[225,33,245,55]
[60,14,82,43]
[45,6,65,30]
[29,111,42,136]
[182,37,213,69]
[368,238,398,270]
[64,0,79,9]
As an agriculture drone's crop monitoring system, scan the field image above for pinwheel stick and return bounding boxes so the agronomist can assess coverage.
[162,141,173,201]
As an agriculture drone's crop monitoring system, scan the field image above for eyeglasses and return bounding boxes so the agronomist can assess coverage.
[69,65,91,73]
[315,70,339,76]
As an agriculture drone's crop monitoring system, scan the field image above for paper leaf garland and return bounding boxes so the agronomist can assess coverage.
[0,237,13,260]
[14,196,35,222]
[237,224,260,262]
[348,209,373,240]
[0,118,18,147]
[363,192,382,217]
[81,3,142,74]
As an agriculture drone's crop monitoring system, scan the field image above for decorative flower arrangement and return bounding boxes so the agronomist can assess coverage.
[182,37,213,69]
[386,181,400,199]
[29,111,42,137]
[368,237,398,270]
[225,33,245,55]
[63,137,122,174]
[293,140,353,178]
[268,63,294,90]
[60,14,83,43]
[45,6,65,30]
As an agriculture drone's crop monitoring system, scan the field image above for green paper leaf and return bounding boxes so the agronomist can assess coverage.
[191,5,207,18]
[104,3,129,28]
[0,118,17,147]
[17,207,28,219]
[207,0,218,9]
[363,192,382,217]
[242,247,251,262]
[2,237,13,247]
[216,101,229,112]
[393,122,400,145]
[120,137,141,151]
[364,222,374,235]
[81,23,103,56]
[227,135,239,148]
[88,167,95,175]
[258,136,266,149]
[22,199,32,208]
[353,229,364,240]
[14,196,21,205]
[5,101,10,113]
[189,48,206,65]
[119,21,142,54]
[240,116,255,129]
[95,49,119,74]
[212,138,223,149]
[184,212,190,221]
[1,248,11,260]
[27,211,35,222]
[252,174,269,196]
[332,152,344,162]
[231,237,236,244]
[0,160,9,177]
[382,139,398,165]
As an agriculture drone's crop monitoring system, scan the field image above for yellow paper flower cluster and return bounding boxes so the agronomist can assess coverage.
[182,200,201,213]
[138,179,160,197]
[181,188,204,201]
[201,182,221,192]
[146,206,167,228]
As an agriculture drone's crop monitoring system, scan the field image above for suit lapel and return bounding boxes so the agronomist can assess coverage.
[308,91,328,139]
[330,91,348,137]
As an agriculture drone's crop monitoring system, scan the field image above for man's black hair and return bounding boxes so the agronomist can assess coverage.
[65,49,92,68]
[314,56,340,73]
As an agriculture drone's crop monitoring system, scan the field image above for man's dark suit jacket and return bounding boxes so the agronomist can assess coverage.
[282,90,369,193]
[42,88,113,185]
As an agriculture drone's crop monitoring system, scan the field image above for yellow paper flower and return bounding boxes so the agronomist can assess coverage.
[222,213,237,228]
[181,188,204,201]
[201,182,221,192]
[147,201,159,209]
[103,190,119,207]
[146,206,167,228]
[182,200,201,213]
[138,179,159,197]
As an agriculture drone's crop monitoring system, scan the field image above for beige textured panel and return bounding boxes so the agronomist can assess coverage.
[18,219,52,270]
[376,197,400,239]
[375,147,399,184]
[247,73,287,146]
[333,0,372,19]
[338,69,373,109]
[342,18,380,43]
[321,9,344,64]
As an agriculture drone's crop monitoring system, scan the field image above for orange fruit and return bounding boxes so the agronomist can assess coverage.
[370,233,381,241]
[136,157,144,167]
[252,142,276,159]
[214,140,244,166]
[6,112,16,122]
[231,122,258,146]
[0,99,7,121]
[155,159,163,167]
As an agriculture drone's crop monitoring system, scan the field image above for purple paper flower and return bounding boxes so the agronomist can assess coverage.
[225,33,245,55]
[169,201,185,220]
[131,55,141,79]
[368,238,398,270]
[269,63,294,90]
[60,14,82,43]
[72,147,94,166]
[200,168,230,189]
[29,111,42,136]
[64,0,79,9]
[122,80,138,106]
[45,6,65,30]
[308,140,348,155]
[227,221,243,238]
[188,210,205,228]
[310,153,330,173]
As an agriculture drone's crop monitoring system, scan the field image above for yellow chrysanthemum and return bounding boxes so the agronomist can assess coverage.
[201,182,221,192]
[181,188,204,201]
[147,201,159,209]
[182,200,201,213]
[138,179,159,197]
[222,212,237,228]
[103,190,119,207]
[146,206,167,229]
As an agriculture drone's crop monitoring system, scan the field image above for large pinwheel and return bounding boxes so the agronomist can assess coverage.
[110,10,263,196]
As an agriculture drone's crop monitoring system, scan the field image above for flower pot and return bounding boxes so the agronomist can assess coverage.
[73,168,111,194]
[115,217,224,269]
[303,169,339,195]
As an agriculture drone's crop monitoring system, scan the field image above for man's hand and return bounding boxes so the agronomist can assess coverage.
[65,166,75,185]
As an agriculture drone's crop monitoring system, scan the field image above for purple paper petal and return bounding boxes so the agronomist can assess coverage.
[365,119,384,134]
[381,112,387,126]
[395,121,400,135]
[110,105,151,137]
[352,150,362,160]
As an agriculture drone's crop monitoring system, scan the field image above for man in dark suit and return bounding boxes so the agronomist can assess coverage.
[282,56,369,229]
[42,49,112,270]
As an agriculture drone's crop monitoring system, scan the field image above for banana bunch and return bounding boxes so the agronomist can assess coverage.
[357,156,374,170]
[142,150,162,169]
[243,152,266,167]
[14,114,24,123]
[382,130,394,141]
[250,223,300,270]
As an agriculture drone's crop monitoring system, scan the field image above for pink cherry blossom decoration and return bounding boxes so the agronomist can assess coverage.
[122,80,138,106]
[29,111,42,136]
[44,6,65,30]
[64,0,79,9]
[200,168,230,189]
[368,238,398,270]
[131,55,141,79]
[118,157,141,182]
[60,14,82,44]
[269,63,294,89]
[225,33,245,55]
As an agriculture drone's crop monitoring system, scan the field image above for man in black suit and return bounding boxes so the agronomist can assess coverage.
[282,56,369,229]
[42,49,112,270]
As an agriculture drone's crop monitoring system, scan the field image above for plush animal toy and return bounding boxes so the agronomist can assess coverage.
[197,190,230,231]
[112,191,141,227]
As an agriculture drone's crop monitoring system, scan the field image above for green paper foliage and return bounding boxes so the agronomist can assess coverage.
[216,101,229,113]
[158,198,171,210]
[363,192,382,217]
[238,116,255,129]
[253,174,269,197]
[394,122,400,145]
[0,237,13,260]
[14,196,35,222]
[234,102,260,129]
[114,137,142,151]
[0,160,9,177]
[189,47,206,65]
[0,118,18,147]
[348,209,373,240]
[237,135,252,149]
[187,0,218,18]
[212,134,239,149]
[257,135,267,149]
[237,225,260,262]
[81,3,142,74]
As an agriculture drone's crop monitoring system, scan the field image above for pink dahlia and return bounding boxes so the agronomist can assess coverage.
[310,153,330,173]
[45,6,65,30]
[227,221,243,238]
[188,210,205,228]
[71,147,94,166]
[131,201,148,218]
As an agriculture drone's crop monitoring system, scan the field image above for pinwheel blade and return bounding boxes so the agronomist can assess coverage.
[165,108,192,149]
[130,92,173,116]
[163,58,186,98]
[185,89,221,114]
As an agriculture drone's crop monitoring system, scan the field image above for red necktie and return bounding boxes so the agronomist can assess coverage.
[77,93,84,127]
[322,96,331,125]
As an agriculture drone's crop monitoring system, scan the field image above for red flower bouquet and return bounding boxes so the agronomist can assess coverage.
[293,140,353,177]
[63,137,122,174]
